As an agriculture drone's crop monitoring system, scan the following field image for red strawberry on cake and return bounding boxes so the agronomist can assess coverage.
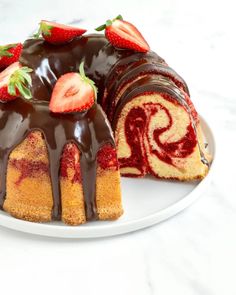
[49,62,97,113]
[0,43,23,69]
[96,15,150,52]
[34,20,87,44]
[0,62,32,102]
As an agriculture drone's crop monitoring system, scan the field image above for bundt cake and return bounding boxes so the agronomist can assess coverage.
[0,17,211,225]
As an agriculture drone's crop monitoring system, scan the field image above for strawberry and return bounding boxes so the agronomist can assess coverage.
[49,62,97,113]
[0,43,23,69]
[0,62,33,102]
[95,15,150,52]
[34,20,87,44]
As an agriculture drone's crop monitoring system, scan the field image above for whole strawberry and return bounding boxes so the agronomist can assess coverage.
[0,43,23,69]
[34,20,87,44]
[96,15,150,53]
[0,62,33,102]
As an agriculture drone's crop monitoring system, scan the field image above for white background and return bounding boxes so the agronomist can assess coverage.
[0,0,236,294]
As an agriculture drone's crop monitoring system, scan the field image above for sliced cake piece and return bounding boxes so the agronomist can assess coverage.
[4,132,123,225]
[111,76,211,180]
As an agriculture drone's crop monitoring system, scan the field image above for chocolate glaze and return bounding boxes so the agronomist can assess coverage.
[0,34,208,221]
[105,62,190,121]
[110,61,189,98]
[0,99,114,220]
[20,35,137,102]
[102,50,189,113]
[103,50,164,93]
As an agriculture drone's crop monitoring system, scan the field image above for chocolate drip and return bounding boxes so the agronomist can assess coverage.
[0,99,114,220]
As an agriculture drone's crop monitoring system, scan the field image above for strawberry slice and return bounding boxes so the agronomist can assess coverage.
[49,62,97,113]
[96,15,150,52]
[0,43,23,69]
[34,20,87,44]
[0,62,33,102]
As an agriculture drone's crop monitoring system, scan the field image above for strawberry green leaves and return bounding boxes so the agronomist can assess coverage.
[95,15,123,31]
[8,66,33,99]
[0,62,33,102]
[34,21,53,38]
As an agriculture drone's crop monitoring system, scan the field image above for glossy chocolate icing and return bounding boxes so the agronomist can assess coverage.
[20,35,136,102]
[0,99,114,220]
[0,34,207,221]
[104,54,189,107]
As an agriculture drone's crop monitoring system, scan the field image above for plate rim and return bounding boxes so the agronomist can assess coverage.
[0,114,216,239]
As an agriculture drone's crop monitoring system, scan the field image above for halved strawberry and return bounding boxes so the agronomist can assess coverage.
[0,62,33,102]
[49,62,97,113]
[0,43,23,69]
[95,15,150,52]
[34,20,87,44]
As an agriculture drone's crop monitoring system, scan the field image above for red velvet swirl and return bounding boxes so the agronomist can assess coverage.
[118,107,148,176]
[120,101,197,177]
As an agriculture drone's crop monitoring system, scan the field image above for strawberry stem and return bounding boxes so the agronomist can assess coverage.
[106,20,112,27]
[33,21,53,38]
[79,61,86,79]
[79,62,97,100]
[40,22,53,36]
[0,44,16,57]
[95,24,106,31]
[115,15,123,21]
[95,14,123,31]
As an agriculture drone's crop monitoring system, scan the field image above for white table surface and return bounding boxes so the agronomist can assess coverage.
[0,0,235,294]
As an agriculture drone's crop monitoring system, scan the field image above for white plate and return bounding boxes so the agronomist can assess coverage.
[0,115,216,238]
